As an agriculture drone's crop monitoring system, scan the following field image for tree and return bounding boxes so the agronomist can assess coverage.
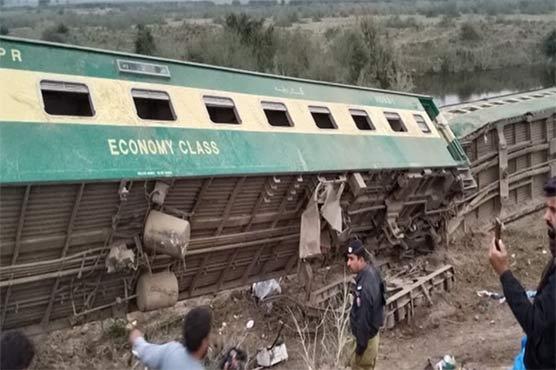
[460,22,482,42]
[274,29,313,77]
[330,29,368,84]
[356,18,413,91]
[224,13,276,71]
[543,29,556,60]
[56,23,69,34]
[41,23,70,43]
[135,24,156,56]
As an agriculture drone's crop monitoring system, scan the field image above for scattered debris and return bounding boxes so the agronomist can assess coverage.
[256,343,288,368]
[476,289,536,305]
[434,354,457,370]
[476,290,503,300]
[256,322,288,368]
[220,347,247,370]
[105,242,135,273]
[252,279,282,314]
[384,265,455,329]
[252,279,282,301]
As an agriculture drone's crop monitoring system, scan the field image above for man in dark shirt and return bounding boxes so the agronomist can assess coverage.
[0,330,35,370]
[489,177,556,370]
[346,240,386,370]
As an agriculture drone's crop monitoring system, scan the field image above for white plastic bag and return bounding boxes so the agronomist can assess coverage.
[252,279,282,300]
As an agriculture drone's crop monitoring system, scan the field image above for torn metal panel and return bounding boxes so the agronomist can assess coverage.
[299,188,322,259]
[321,182,345,232]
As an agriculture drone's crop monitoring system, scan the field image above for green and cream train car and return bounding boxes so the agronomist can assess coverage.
[0,36,472,330]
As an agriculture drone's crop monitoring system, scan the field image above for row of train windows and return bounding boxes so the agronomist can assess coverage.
[40,80,431,134]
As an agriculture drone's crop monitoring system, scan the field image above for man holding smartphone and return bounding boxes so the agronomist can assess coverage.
[489,177,556,370]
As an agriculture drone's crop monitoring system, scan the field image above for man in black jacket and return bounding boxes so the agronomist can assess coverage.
[0,330,35,370]
[489,177,556,370]
[346,240,386,370]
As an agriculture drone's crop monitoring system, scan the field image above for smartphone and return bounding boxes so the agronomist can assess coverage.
[494,217,504,251]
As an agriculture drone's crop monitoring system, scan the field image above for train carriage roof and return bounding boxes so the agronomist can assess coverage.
[445,88,556,139]
[0,36,434,112]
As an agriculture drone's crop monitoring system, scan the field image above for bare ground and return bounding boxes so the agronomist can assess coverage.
[377,211,550,370]
[28,211,551,370]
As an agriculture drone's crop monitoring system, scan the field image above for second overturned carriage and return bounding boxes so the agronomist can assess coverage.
[444,88,556,234]
[0,36,472,330]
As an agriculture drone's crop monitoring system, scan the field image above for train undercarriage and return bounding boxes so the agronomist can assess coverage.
[0,168,469,330]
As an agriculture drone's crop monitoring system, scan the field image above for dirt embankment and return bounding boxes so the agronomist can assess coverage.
[376,211,551,370]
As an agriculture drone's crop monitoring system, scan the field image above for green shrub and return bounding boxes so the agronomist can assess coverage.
[460,22,482,42]
[542,29,556,60]
[135,24,156,55]
[41,24,70,43]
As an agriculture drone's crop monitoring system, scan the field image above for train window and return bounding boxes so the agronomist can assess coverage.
[40,80,94,116]
[132,89,176,121]
[262,101,293,127]
[309,106,336,129]
[384,112,407,132]
[349,109,375,131]
[204,96,240,124]
[413,114,431,133]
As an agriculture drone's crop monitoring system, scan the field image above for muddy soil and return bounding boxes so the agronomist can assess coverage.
[28,211,552,370]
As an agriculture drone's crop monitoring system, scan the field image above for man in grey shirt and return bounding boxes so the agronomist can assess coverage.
[129,307,212,370]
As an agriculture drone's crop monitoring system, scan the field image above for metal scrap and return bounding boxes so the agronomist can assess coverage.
[384,265,455,329]
[105,242,135,273]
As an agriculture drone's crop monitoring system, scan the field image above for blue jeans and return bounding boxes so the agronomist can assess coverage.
[511,336,527,370]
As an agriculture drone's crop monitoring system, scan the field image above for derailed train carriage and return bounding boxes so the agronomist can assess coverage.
[444,88,556,234]
[0,36,473,331]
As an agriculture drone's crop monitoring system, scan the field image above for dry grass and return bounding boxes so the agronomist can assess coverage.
[287,275,352,370]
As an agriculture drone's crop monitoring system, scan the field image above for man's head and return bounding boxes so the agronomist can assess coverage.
[0,330,35,370]
[346,240,368,274]
[543,177,556,257]
[182,307,212,360]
